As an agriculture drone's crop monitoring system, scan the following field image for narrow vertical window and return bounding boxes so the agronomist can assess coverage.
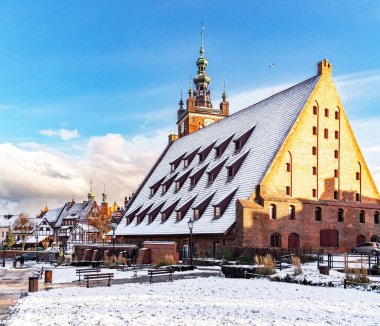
[312,189,317,198]
[269,204,277,220]
[356,172,360,180]
[315,207,322,221]
[289,205,295,220]
[325,108,329,117]
[312,126,317,135]
[324,128,329,139]
[356,193,360,202]
[335,131,339,139]
[313,106,317,115]
[335,111,339,120]
[312,166,317,175]
[374,212,379,224]
[337,209,344,222]
[312,146,317,155]
[334,169,339,178]
[286,163,291,172]
[334,150,339,159]
[334,191,338,200]
[286,186,291,196]
[359,210,365,224]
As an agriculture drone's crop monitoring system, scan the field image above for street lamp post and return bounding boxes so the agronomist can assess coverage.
[2,239,5,268]
[187,217,194,266]
[35,234,39,262]
[109,223,117,263]
[102,234,106,262]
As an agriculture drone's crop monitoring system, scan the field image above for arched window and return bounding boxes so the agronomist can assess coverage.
[324,128,329,139]
[337,208,344,222]
[312,146,317,155]
[359,210,365,224]
[270,233,281,248]
[324,108,329,117]
[289,205,296,220]
[288,233,299,250]
[374,212,379,224]
[370,235,379,242]
[315,207,322,221]
[356,234,365,245]
[269,204,277,220]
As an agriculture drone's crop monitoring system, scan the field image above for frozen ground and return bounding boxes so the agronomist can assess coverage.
[4,277,380,326]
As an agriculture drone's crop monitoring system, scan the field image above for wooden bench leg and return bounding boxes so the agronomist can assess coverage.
[108,276,111,287]
[169,273,172,282]
[150,275,153,284]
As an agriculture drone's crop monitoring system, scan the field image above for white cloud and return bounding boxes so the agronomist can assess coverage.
[39,128,80,141]
[0,130,169,215]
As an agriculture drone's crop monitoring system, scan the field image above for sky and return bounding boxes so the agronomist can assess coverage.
[0,0,379,215]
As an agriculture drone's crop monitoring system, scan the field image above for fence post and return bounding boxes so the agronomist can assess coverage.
[368,254,371,275]
[317,253,320,269]
[343,278,347,289]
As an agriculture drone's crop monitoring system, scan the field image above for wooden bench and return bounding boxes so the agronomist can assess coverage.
[148,268,174,284]
[116,262,127,271]
[76,268,101,282]
[34,266,44,279]
[84,273,114,288]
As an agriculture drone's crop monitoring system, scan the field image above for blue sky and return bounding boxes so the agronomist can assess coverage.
[0,1,379,214]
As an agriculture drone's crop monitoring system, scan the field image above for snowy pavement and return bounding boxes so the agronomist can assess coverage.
[4,277,380,326]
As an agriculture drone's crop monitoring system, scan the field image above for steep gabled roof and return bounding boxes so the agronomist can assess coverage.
[116,74,320,236]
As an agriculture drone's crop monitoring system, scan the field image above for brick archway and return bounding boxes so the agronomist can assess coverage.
[356,234,365,245]
[288,233,300,250]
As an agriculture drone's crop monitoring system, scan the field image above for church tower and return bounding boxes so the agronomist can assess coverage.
[87,181,96,202]
[176,26,229,139]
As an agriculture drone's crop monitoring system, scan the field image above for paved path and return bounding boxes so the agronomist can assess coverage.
[0,266,31,325]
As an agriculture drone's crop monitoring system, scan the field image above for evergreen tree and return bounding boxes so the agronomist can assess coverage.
[5,227,15,249]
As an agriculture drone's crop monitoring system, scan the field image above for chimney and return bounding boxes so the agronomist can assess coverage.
[318,59,332,77]
[168,134,179,144]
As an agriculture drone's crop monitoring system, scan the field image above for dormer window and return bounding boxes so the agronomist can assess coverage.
[192,192,215,220]
[174,168,193,192]
[189,164,209,188]
[212,188,238,219]
[207,158,228,185]
[214,134,234,158]
[170,152,187,173]
[226,151,250,180]
[160,173,179,195]
[184,159,189,168]
[198,142,216,163]
[149,176,166,197]
[214,206,221,218]
[194,209,200,219]
[171,165,176,172]
[208,174,214,184]
[175,181,180,191]
[161,184,167,194]
[183,147,200,169]
[233,127,255,153]
[176,211,181,221]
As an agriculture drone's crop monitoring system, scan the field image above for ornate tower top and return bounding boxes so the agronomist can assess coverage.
[87,180,96,202]
[102,185,108,204]
[193,23,212,109]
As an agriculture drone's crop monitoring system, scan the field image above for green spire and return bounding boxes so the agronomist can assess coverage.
[222,81,227,101]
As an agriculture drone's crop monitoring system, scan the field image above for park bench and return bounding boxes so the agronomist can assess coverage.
[116,262,127,271]
[148,267,174,284]
[76,267,101,282]
[84,273,114,288]
[33,266,44,279]
[132,264,152,277]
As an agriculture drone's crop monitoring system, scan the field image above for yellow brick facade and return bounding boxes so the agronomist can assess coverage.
[241,60,380,252]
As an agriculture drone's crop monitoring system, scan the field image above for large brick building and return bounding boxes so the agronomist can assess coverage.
[114,35,380,257]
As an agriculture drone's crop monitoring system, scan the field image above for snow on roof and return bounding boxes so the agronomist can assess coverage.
[0,214,20,228]
[116,75,320,236]
[55,201,96,227]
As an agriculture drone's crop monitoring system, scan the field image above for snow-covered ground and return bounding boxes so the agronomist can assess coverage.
[4,277,380,326]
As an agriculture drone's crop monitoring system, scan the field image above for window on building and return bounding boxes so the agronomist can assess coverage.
[325,108,329,117]
[312,189,317,198]
[194,209,200,219]
[338,208,344,222]
[324,128,329,139]
[313,126,317,135]
[312,166,317,175]
[335,131,339,139]
[371,235,379,242]
[356,193,360,202]
[176,211,182,221]
[359,210,365,224]
[313,106,317,115]
[334,169,339,178]
[334,150,339,159]
[233,127,255,153]
[214,206,221,218]
[184,159,189,168]
[356,172,360,180]
[161,184,167,194]
[375,212,379,224]
[226,151,249,180]
[334,191,338,200]
[312,146,317,155]
[286,163,291,172]
[270,233,282,247]
[335,111,339,120]
[315,207,322,221]
[269,204,277,220]
[289,205,296,220]
[356,234,365,245]
[286,186,291,196]
[227,167,234,179]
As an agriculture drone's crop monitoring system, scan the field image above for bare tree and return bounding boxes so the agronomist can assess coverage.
[13,213,35,251]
